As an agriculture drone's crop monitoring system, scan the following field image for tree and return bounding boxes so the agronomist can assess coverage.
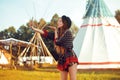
[7,26,16,38]
[38,18,47,29]
[16,25,34,41]
[0,26,16,39]
[50,13,59,27]
[115,9,120,24]
[70,22,79,38]
[0,31,4,39]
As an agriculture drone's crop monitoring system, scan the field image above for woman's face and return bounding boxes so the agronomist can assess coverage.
[57,18,63,28]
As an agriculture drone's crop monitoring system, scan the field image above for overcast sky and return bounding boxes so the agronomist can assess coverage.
[0,0,120,31]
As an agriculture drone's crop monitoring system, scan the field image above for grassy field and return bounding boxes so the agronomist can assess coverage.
[0,67,120,80]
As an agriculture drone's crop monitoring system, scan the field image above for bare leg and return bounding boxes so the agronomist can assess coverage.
[68,63,77,80]
[60,71,68,80]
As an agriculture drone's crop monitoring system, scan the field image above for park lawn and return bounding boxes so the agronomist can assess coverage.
[0,68,120,80]
[0,69,60,80]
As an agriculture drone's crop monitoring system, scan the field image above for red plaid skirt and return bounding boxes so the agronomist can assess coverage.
[57,50,78,71]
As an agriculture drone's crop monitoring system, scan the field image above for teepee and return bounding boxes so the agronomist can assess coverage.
[19,19,55,65]
[73,0,120,69]
[0,46,11,65]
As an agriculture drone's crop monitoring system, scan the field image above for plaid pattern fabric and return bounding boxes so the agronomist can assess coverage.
[57,50,78,71]
[42,30,78,71]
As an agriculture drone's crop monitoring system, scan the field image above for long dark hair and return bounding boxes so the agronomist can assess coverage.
[58,15,71,37]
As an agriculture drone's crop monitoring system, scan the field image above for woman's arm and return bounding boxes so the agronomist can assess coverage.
[31,26,44,34]
[28,21,56,40]
[28,20,44,34]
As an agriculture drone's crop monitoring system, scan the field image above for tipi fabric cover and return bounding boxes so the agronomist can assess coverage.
[73,0,120,69]
[0,52,9,64]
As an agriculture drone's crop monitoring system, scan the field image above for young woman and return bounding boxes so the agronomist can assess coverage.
[29,15,78,80]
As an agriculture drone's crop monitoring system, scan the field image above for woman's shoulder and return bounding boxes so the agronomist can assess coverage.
[64,29,72,35]
[62,29,73,38]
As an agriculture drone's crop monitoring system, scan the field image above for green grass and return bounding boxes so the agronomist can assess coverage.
[0,68,120,80]
[0,69,60,80]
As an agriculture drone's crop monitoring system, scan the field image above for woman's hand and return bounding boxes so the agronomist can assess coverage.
[27,20,44,34]
[28,20,34,28]
[48,26,58,39]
